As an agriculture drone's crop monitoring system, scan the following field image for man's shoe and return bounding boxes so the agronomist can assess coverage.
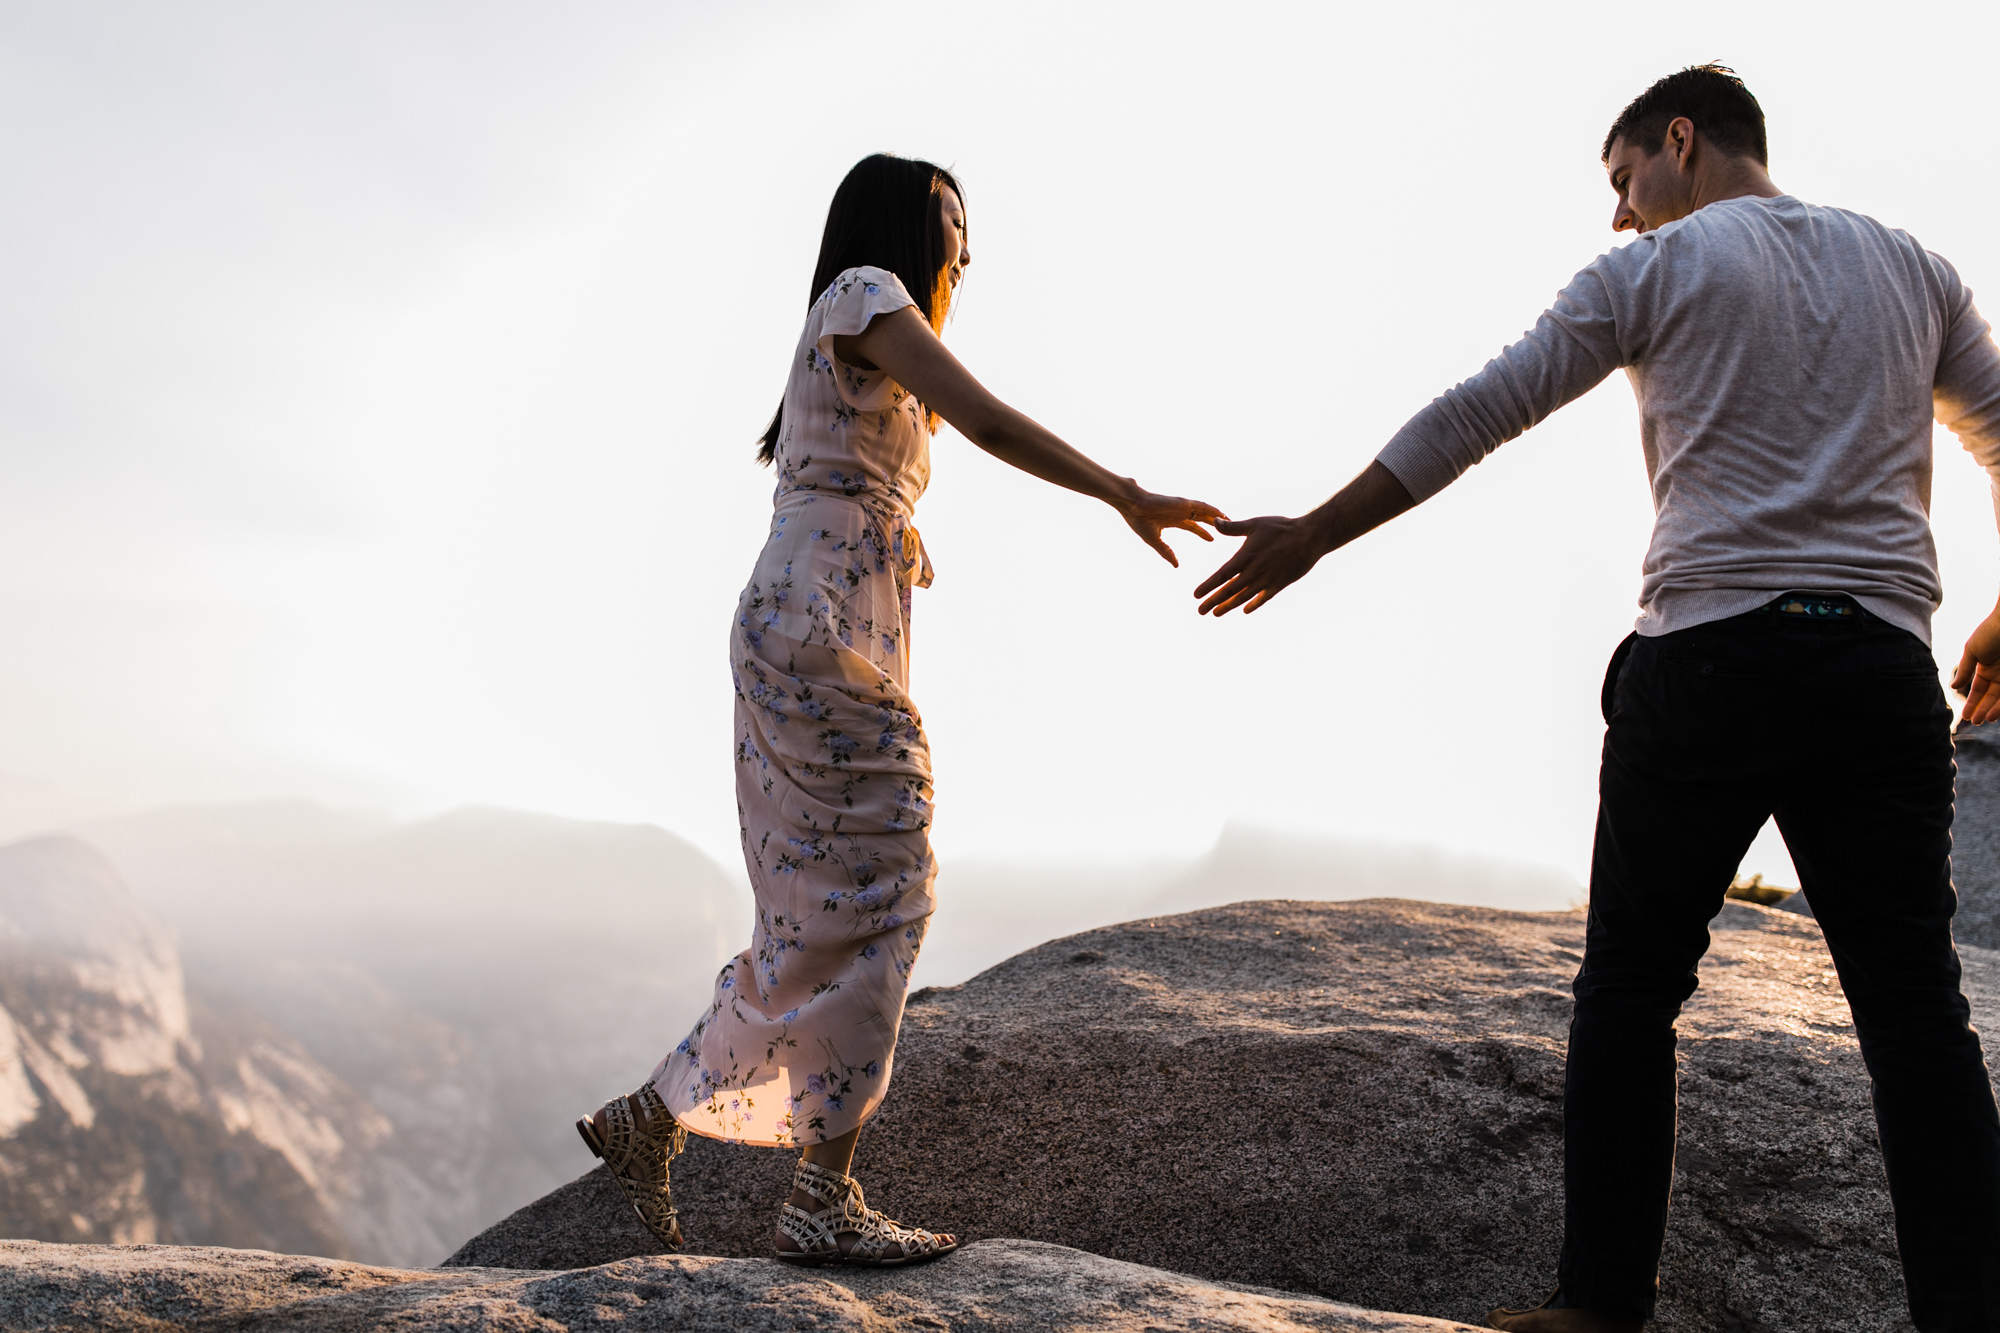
[1486,1293,1643,1332]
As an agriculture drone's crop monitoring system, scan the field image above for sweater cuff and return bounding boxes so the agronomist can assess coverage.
[1374,422,1462,505]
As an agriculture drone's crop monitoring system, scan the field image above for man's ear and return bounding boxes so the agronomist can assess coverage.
[1666,116,1697,172]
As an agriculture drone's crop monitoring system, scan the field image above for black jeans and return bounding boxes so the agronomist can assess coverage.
[1555,601,2000,1330]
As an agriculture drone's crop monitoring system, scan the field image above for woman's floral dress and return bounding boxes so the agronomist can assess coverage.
[650,266,938,1147]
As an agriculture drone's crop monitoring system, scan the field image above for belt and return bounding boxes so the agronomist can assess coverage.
[1765,591,1859,621]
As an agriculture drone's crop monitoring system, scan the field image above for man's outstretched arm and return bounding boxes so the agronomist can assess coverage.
[1196,258,1626,618]
[1193,462,1416,615]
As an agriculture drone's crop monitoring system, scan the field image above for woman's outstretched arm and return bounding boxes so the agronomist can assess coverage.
[835,307,1224,566]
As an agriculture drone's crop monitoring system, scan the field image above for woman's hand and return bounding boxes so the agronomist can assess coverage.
[1114,490,1227,567]
[1953,600,2000,728]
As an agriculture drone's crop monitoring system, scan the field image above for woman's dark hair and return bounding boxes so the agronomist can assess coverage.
[1602,63,1767,167]
[756,153,965,465]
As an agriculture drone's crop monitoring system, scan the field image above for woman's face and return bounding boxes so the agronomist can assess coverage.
[939,186,970,290]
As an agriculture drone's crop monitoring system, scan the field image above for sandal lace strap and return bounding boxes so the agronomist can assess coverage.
[597,1082,686,1250]
[785,1159,949,1263]
[777,1203,842,1256]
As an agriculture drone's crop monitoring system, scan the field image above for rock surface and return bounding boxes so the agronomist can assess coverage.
[1953,720,2000,949]
[0,1237,1482,1331]
[451,897,2000,1333]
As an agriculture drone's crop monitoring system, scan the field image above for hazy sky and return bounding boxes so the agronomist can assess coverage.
[4,1,1998,884]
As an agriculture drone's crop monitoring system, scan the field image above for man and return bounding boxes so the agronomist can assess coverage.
[1196,65,2000,1333]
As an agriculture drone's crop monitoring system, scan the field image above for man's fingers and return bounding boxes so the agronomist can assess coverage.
[1198,573,1262,615]
[1966,666,2000,726]
[1196,578,1239,615]
[1212,516,1281,538]
[1193,554,1249,599]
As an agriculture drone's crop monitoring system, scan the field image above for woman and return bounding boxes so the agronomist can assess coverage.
[578,153,1222,1266]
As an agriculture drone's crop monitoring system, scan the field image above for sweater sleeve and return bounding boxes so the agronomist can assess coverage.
[1375,260,1629,502]
[1929,253,2000,533]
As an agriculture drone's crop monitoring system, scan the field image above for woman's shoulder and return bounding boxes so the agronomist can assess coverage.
[815,266,916,311]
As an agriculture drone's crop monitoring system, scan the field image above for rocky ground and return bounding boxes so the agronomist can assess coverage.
[452,896,2000,1333]
[1950,720,2000,948]
[0,1236,1486,1331]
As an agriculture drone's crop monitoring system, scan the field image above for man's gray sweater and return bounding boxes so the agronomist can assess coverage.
[1375,194,2000,643]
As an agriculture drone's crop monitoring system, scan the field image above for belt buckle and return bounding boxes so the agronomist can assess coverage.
[1774,593,1855,620]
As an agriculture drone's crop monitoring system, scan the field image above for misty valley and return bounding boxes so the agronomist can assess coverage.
[0,802,1583,1267]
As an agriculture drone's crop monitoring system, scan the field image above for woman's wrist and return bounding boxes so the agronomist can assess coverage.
[1103,475,1145,509]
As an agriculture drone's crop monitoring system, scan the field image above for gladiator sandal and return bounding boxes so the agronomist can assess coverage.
[575,1083,688,1251]
[774,1157,959,1267]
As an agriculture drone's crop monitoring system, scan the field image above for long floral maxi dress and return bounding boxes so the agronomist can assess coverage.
[650,266,938,1148]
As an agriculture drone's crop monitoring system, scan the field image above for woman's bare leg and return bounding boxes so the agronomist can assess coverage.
[792,1129,860,1206]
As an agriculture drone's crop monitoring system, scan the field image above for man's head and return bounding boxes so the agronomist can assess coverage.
[1603,64,1770,234]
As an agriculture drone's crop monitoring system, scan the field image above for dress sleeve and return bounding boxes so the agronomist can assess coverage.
[815,266,920,411]
[1928,252,2000,534]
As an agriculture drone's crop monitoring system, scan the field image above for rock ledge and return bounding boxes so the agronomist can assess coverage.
[0,1237,1480,1331]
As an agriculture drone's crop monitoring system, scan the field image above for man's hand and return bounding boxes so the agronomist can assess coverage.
[1193,515,1327,614]
[1192,461,1417,616]
[1953,601,2000,727]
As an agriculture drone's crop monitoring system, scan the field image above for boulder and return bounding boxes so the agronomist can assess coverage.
[451,897,2000,1333]
[1953,719,2000,948]
[0,1237,1481,1331]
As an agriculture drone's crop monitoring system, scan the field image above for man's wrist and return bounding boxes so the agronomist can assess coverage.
[1303,501,1348,557]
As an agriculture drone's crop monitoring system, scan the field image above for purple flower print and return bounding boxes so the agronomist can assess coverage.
[783,1008,800,1023]
[884,914,903,929]
[825,1096,844,1112]
[862,944,879,960]
[864,1061,881,1078]
[806,1073,827,1095]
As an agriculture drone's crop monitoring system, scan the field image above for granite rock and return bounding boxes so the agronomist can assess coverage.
[1952,719,2000,949]
[450,897,2000,1333]
[0,1237,1482,1331]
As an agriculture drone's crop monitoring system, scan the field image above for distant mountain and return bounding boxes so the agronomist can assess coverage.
[0,836,366,1254]
[915,823,1581,988]
[60,802,754,1264]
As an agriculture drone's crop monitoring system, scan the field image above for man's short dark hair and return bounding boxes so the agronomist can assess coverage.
[1602,64,1767,166]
